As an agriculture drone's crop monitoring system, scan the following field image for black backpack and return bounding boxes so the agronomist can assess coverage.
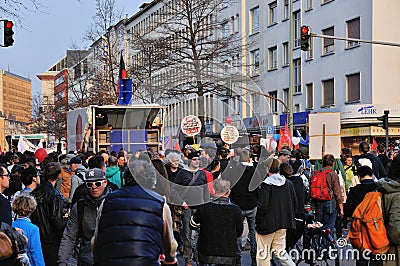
[0,222,30,265]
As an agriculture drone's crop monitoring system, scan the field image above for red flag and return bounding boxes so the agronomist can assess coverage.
[116,52,127,101]
[372,137,378,150]
[174,141,181,152]
[278,123,292,150]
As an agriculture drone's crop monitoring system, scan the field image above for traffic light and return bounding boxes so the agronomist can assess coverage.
[3,20,14,47]
[300,25,311,51]
[378,110,389,130]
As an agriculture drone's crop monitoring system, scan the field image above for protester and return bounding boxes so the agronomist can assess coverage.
[12,194,45,266]
[93,160,177,265]
[56,154,83,201]
[105,155,123,188]
[354,141,387,179]
[58,168,111,266]
[256,158,297,266]
[377,156,400,266]
[30,162,68,266]
[0,164,12,225]
[19,165,41,195]
[165,151,181,182]
[190,179,243,266]
[174,150,209,266]
[222,149,257,265]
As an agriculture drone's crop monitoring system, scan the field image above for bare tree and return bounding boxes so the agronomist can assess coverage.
[0,1,44,25]
[83,0,126,105]
[130,0,247,136]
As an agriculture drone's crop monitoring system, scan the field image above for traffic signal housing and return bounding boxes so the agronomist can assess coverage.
[378,110,389,130]
[3,20,14,47]
[300,25,311,51]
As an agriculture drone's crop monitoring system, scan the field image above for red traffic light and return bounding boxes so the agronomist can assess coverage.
[5,21,13,29]
[301,26,310,35]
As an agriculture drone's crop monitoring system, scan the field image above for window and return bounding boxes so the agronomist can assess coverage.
[346,73,360,102]
[294,104,300,113]
[347,17,360,48]
[282,42,289,66]
[250,49,260,76]
[294,11,301,47]
[306,83,313,109]
[322,27,335,54]
[252,94,260,112]
[269,91,278,114]
[221,22,229,37]
[294,59,301,93]
[283,88,289,109]
[268,46,278,70]
[250,6,260,34]
[322,0,334,4]
[230,14,240,34]
[283,0,289,20]
[306,0,313,10]
[322,78,334,106]
[269,1,277,26]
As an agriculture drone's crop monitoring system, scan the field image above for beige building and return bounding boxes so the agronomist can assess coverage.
[0,70,32,123]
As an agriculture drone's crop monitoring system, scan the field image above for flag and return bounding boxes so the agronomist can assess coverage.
[278,123,292,151]
[164,133,173,150]
[116,52,127,101]
[372,137,378,150]
[174,141,181,152]
[38,139,44,149]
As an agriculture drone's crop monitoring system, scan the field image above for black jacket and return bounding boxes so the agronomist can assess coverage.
[344,180,377,218]
[190,197,243,265]
[354,153,387,179]
[93,184,164,266]
[0,194,11,225]
[174,168,209,206]
[30,180,68,266]
[256,174,297,235]
[222,163,258,210]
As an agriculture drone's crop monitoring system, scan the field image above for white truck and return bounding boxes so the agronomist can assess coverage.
[67,104,163,154]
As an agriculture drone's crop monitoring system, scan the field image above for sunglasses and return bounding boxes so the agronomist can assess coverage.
[85,180,106,188]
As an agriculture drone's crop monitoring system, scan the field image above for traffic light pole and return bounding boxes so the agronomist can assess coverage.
[384,110,389,152]
[310,33,400,48]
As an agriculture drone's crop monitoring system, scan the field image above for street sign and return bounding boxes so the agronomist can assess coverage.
[181,115,202,136]
[266,126,274,134]
[220,125,239,144]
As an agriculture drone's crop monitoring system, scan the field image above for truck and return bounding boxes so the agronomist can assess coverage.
[67,104,163,154]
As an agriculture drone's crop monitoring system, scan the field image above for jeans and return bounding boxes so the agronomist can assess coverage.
[313,199,337,248]
[182,208,195,263]
[236,207,257,265]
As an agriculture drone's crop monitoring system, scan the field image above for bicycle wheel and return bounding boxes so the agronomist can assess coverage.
[325,235,340,266]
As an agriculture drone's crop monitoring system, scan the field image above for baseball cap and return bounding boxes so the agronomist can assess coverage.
[85,168,106,181]
[69,157,82,164]
[278,149,291,156]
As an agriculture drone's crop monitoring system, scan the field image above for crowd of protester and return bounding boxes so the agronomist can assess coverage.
[0,139,399,266]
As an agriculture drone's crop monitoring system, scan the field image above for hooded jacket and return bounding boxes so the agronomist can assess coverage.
[106,166,123,189]
[377,178,400,245]
[256,174,297,235]
[58,187,111,266]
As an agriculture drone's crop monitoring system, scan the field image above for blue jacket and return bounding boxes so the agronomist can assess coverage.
[12,217,45,266]
[93,184,165,266]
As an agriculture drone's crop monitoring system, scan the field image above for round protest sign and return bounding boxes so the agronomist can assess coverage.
[181,115,202,136]
[220,125,239,144]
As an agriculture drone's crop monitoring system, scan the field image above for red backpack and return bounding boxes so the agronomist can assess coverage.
[309,169,333,201]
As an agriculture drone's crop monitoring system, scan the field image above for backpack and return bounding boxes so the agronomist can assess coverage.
[309,169,333,201]
[0,222,29,264]
[348,192,390,255]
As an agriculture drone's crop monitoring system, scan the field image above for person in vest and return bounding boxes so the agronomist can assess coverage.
[93,160,177,266]
[190,179,243,266]
[58,168,111,266]
[377,156,400,266]
[56,154,83,202]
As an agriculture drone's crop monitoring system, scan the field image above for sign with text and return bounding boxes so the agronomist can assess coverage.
[220,125,240,144]
[181,115,202,136]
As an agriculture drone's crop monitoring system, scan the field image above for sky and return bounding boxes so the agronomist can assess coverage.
[0,0,142,96]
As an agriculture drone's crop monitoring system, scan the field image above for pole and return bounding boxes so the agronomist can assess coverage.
[288,0,294,135]
[384,110,389,152]
[311,33,400,48]
[322,123,326,158]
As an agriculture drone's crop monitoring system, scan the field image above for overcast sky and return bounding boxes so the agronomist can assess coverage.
[0,0,142,96]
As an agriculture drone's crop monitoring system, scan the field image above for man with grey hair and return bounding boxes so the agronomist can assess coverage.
[93,160,178,265]
[190,179,243,265]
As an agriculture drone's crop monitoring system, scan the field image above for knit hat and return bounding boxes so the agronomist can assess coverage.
[187,151,201,160]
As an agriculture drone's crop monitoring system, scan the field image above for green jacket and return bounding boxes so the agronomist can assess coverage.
[106,166,124,189]
[314,158,346,182]
[377,178,400,245]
